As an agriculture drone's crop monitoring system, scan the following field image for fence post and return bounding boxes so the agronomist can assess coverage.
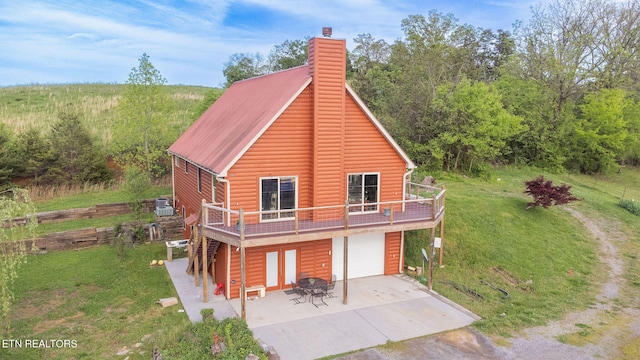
[432,195,437,220]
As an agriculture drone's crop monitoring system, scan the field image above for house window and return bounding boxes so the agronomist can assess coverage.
[175,156,180,166]
[185,161,188,173]
[261,177,296,221]
[347,173,379,212]
[197,168,202,193]
[182,206,186,229]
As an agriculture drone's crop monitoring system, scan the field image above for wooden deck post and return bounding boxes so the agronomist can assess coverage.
[432,194,437,220]
[343,201,349,305]
[439,218,445,267]
[202,235,208,302]
[194,249,199,287]
[191,227,200,286]
[239,208,246,320]
[428,226,436,290]
[201,199,208,302]
[439,185,446,267]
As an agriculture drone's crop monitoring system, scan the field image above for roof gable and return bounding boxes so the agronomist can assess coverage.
[345,84,416,169]
[168,65,311,175]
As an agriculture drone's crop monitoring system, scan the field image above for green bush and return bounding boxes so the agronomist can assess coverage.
[161,315,266,359]
[619,199,640,216]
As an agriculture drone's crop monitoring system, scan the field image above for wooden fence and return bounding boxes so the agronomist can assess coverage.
[2,198,185,253]
[22,216,184,253]
[4,199,161,227]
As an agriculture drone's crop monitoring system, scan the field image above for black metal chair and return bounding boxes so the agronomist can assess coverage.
[325,274,337,298]
[310,284,328,307]
[289,281,307,304]
[298,272,309,281]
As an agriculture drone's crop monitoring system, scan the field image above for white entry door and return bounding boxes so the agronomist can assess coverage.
[266,249,297,289]
[284,249,297,286]
[332,233,385,280]
[266,251,278,287]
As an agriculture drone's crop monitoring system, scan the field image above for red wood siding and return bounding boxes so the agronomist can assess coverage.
[345,95,406,209]
[299,239,332,280]
[173,156,214,238]
[384,232,402,275]
[226,239,331,299]
[213,242,227,287]
[226,87,313,223]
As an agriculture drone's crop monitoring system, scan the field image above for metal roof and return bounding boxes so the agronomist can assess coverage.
[168,65,312,175]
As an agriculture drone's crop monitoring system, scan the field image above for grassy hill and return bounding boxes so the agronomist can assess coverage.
[0,83,216,148]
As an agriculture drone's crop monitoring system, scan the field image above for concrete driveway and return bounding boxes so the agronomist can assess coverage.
[165,258,479,359]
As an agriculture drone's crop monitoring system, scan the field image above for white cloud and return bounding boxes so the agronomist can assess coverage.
[0,0,537,87]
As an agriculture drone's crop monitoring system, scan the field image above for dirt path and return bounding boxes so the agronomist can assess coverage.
[490,208,640,359]
[336,208,640,359]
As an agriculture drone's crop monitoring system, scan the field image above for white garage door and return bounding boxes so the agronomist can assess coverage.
[332,233,385,280]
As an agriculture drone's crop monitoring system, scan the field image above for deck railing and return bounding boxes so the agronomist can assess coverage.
[201,183,445,239]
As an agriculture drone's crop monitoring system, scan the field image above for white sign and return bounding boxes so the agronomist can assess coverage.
[434,237,442,248]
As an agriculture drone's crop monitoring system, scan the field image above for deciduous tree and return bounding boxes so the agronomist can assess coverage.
[268,39,308,72]
[0,188,37,334]
[115,53,176,178]
[223,53,267,87]
[569,89,628,173]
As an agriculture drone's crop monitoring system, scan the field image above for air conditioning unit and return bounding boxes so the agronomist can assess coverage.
[154,198,174,217]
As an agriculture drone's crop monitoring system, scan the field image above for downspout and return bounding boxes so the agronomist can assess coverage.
[216,176,231,225]
[171,155,176,208]
[211,174,216,203]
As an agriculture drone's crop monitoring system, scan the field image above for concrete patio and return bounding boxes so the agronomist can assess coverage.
[165,257,479,359]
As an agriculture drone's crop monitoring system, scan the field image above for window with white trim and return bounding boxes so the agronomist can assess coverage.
[347,173,379,212]
[261,177,296,220]
[197,168,202,193]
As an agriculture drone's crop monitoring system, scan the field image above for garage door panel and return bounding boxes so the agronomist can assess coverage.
[332,233,384,280]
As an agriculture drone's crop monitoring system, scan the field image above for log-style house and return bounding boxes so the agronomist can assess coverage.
[168,34,445,316]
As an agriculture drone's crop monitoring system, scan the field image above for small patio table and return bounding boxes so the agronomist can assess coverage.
[297,277,328,307]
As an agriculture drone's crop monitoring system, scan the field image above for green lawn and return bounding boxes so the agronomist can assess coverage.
[6,243,191,359]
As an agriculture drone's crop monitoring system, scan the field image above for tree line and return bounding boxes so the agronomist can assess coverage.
[224,0,640,175]
[1,0,638,191]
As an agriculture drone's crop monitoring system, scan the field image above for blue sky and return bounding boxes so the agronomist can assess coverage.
[0,0,544,88]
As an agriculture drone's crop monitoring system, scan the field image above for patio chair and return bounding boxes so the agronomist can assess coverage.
[298,272,309,281]
[289,281,307,304]
[325,274,337,298]
[310,284,328,308]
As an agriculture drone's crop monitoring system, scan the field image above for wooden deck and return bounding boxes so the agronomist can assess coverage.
[200,185,445,247]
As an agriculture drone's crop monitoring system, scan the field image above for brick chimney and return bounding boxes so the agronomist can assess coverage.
[308,35,347,207]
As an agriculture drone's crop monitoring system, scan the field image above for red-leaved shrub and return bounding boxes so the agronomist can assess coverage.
[524,176,579,209]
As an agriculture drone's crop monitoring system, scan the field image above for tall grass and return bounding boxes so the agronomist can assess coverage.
[0,83,212,148]
[28,176,172,210]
